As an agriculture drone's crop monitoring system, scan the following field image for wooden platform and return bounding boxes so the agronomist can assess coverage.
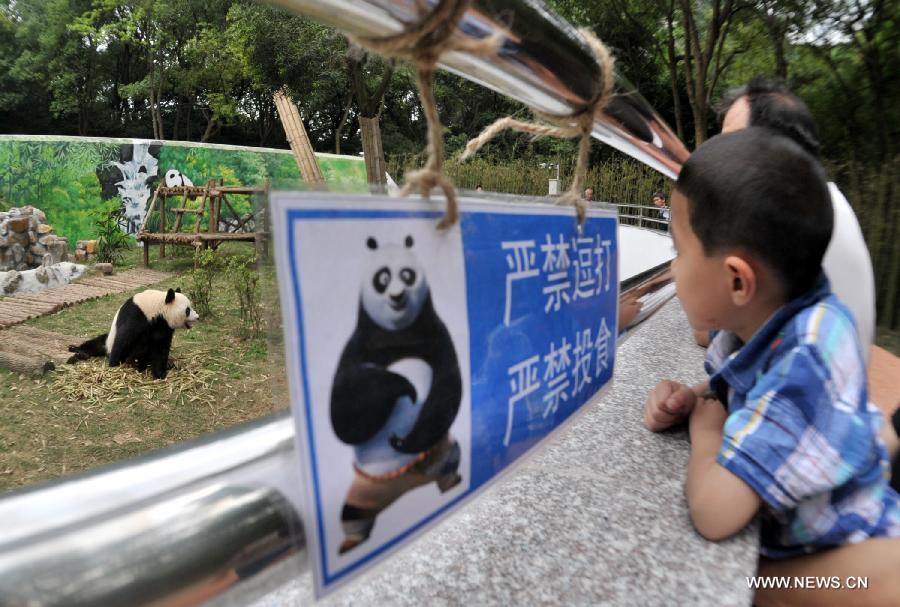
[0,325,88,375]
[0,268,173,329]
[139,231,257,243]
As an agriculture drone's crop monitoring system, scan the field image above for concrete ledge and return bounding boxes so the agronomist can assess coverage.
[243,297,759,606]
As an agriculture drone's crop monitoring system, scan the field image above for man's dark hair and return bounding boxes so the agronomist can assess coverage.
[717,77,820,157]
[652,191,666,200]
[676,128,832,300]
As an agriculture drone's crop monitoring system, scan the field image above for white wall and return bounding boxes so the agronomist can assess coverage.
[619,225,673,282]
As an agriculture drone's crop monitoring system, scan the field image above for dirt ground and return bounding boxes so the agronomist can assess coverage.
[0,243,287,493]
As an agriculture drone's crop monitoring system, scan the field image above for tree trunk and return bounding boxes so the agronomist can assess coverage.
[665,3,685,141]
[172,101,181,141]
[334,87,354,155]
[347,51,394,190]
[148,88,159,139]
[359,116,387,191]
[760,3,788,79]
[772,31,788,79]
[678,0,737,146]
[200,116,219,143]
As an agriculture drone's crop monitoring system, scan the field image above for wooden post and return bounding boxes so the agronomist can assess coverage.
[359,116,387,192]
[160,194,166,258]
[143,240,150,267]
[274,89,326,189]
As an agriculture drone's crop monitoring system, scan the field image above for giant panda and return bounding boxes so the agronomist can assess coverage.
[331,235,463,554]
[70,288,199,379]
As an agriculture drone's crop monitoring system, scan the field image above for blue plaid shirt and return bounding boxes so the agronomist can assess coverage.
[706,275,900,558]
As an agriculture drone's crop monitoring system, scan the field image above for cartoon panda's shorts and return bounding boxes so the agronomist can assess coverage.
[339,434,461,554]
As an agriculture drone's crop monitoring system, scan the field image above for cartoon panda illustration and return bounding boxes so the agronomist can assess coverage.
[331,235,462,554]
[164,169,194,188]
[70,288,199,379]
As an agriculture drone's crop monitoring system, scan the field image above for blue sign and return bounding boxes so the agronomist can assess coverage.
[271,193,618,596]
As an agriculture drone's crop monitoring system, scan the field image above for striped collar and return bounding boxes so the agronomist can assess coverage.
[707,273,832,398]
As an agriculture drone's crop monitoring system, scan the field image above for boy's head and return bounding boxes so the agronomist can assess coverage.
[671,128,832,334]
[652,192,666,207]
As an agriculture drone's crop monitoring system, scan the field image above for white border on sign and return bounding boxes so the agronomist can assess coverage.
[271,192,620,597]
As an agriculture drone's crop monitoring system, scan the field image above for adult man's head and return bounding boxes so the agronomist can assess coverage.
[717,77,820,157]
[652,192,667,208]
[584,187,594,201]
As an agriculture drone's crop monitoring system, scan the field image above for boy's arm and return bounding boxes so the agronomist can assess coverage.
[644,379,709,432]
[686,397,761,541]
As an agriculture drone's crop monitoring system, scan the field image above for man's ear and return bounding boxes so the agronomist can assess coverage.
[723,255,756,306]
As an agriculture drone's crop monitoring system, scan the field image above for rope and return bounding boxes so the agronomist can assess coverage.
[353,0,502,229]
[460,28,615,224]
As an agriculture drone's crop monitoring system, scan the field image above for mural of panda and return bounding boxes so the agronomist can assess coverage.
[70,288,199,380]
[164,169,194,188]
[331,235,463,554]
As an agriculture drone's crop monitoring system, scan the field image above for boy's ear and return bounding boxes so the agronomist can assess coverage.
[723,255,756,306]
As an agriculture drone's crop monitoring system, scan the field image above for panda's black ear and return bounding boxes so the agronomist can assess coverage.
[405,235,414,248]
[175,287,181,293]
[166,288,176,304]
[366,237,377,250]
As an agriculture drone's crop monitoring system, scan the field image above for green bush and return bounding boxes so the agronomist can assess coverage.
[224,254,263,339]
[188,248,220,318]
[95,211,132,264]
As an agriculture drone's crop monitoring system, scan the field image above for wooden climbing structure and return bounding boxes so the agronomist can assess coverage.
[137,179,267,267]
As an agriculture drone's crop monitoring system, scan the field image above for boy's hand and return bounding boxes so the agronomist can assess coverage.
[689,396,728,436]
[644,380,698,432]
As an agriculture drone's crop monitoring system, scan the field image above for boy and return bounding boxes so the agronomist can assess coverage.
[651,191,670,223]
[644,128,900,602]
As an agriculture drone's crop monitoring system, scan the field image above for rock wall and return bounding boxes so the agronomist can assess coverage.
[0,206,69,271]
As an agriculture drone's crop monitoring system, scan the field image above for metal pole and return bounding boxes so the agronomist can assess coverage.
[267,0,689,179]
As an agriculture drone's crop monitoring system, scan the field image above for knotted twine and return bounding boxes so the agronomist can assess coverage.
[353,0,502,229]
[460,28,615,224]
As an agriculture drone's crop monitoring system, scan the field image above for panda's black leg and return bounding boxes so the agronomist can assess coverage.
[108,342,131,367]
[151,360,167,379]
[150,336,172,380]
[432,438,462,493]
[339,505,377,554]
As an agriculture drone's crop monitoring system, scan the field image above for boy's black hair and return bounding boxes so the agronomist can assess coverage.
[652,191,666,200]
[717,77,820,157]
[676,128,832,300]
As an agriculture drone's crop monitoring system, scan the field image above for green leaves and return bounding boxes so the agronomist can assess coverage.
[95,207,133,264]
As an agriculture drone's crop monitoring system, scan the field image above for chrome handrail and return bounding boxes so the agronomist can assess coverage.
[0,413,306,606]
[269,0,689,179]
[610,203,670,231]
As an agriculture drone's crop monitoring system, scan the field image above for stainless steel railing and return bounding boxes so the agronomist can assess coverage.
[269,0,689,179]
[612,203,670,231]
[0,413,306,606]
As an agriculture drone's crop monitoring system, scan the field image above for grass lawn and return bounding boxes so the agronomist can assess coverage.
[0,242,288,493]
